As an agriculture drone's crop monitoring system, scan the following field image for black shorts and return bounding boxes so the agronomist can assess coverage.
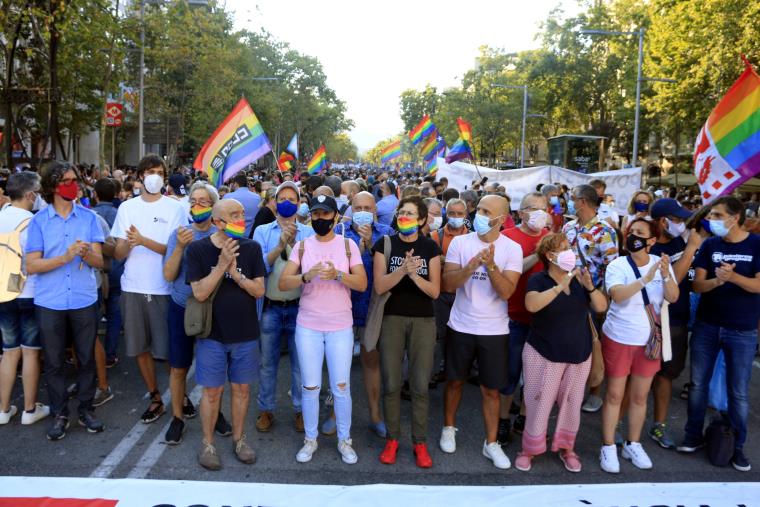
[657,324,689,380]
[444,326,508,390]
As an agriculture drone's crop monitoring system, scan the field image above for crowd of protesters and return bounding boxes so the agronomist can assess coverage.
[0,157,758,474]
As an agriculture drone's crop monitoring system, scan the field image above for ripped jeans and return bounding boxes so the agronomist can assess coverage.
[295,325,354,441]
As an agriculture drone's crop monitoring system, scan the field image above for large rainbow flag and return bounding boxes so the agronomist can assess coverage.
[193,98,272,187]
[694,59,760,203]
[381,139,402,164]
[409,115,436,145]
[457,117,473,142]
[307,145,327,175]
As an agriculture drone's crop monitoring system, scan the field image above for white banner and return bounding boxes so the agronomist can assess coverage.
[436,157,642,214]
[0,477,757,507]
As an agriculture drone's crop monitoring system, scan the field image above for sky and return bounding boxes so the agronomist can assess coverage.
[226,0,581,154]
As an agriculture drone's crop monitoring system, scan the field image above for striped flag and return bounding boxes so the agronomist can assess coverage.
[277,134,299,172]
[409,115,436,145]
[307,145,327,175]
[381,139,402,164]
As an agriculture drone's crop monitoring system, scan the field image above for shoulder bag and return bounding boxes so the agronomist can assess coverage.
[625,255,669,361]
[363,235,391,352]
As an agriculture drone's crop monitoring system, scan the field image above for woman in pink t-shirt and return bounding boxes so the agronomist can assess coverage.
[280,195,366,465]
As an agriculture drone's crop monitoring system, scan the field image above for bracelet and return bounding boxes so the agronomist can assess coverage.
[585,287,596,294]
[235,273,247,285]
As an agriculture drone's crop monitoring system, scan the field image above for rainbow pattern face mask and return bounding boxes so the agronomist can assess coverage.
[397,216,419,236]
[190,205,212,223]
[223,219,246,239]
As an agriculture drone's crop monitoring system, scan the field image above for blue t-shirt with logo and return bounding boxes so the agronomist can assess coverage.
[694,233,760,331]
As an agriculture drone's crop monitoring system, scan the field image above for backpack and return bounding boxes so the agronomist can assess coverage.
[705,414,735,467]
[0,217,32,303]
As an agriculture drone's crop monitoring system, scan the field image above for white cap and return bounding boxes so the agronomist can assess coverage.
[276,181,300,197]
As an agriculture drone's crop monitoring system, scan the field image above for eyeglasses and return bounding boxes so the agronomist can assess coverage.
[190,199,212,207]
[520,206,543,212]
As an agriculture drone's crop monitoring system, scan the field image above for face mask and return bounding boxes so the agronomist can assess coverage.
[430,216,443,230]
[549,195,559,206]
[567,199,576,215]
[526,210,547,231]
[56,180,79,201]
[700,218,712,235]
[448,217,465,229]
[397,216,419,236]
[133,188,141,197]
[665,218,686,238]
[626,233,649,253]
[222,219,246,239]
[297,203,310,217]
[708,218,732,238]
[311,217,335,237]
[190,205,212,223]
[352,210,374,227]
[633,201,649,213]
[339,194,348,203]
[553,249,577,272]
[143,174,163,195]
[276,199,298,218]
[473,213,498,236]
[80,197,91,208]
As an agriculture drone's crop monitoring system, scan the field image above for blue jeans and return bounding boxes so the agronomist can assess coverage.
[684,320,758,449]
[500,320,530,396]
[0,298,39,350]
[257,303,302,413]
[104,285,122,360]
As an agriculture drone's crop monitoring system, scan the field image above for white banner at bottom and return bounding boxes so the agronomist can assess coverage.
[0,477,757,507]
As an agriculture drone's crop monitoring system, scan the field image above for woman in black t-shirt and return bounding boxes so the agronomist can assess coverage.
[372,196,441,468]
[515,233,607,473]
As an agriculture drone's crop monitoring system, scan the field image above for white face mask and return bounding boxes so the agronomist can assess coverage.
[430,216,443,230]
[143,173,163,195]
[665,218,686,238]
[526,210,548,231]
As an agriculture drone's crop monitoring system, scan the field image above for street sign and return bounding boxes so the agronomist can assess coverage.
[106,102,123,127]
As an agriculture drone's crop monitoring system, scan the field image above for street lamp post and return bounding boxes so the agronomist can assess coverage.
[139,0,145,160]
[491,83,528,168]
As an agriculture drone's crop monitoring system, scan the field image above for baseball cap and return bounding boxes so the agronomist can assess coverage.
[275,181,299,197]
[650,198,692,220]
[310,194,338,214]
[168,173,187,196]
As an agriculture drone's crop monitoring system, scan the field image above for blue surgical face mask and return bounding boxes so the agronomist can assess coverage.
[352,210,374,227]
[297,203,310,217]
[567,199,576,215]
[473,213,497,236]
[276,199,298,218]
[549,195,559,206]
[634,201,649,213]
[708,218,732,238]
[448,217,465,229]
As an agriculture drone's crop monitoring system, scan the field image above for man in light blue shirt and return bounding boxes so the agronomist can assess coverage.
[252,181,314,432]
[375,180,399,226]
[224,172,260,238]
[25,162,105,441]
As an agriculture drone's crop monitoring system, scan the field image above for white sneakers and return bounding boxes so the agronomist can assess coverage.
[0,405,18,425]
[483,440,511,469]
[439,426,457,453]
[21,403,50,425]
[600,442,653,473]
[296,438,318,463]
[296,438,359,465]
[622,441,653,469]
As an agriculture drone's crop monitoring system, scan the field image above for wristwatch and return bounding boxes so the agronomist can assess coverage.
[337,271,344,283]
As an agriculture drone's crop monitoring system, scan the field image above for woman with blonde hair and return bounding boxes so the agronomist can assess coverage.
[621,190,655,232]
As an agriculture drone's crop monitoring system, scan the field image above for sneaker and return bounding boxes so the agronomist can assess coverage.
[379,439,399,465]
[182,396,197,419]
[215,411,232,437]
[731,449,751,472]
[0,405,18,425]
[413,442,433,468]
[599,444,620,473]
[338,439,358,464]
[105,356,120,369]
[648,422,676,449]
[622,441,653,469]
[198,440,221,470]
[140,392,165,424]
[676,436,705,453]
[165,417,185,445]
[497,417,511,445]
[482,440,511,469]
[255,410,274,432]
[582,394,603,413]
[78,411,105,433]
[294,412,305,433]
[559,449,582,473]
[21,403,50,425]
[439,426,457,453]
[321,415,337,435]
[515,452,533,472]
[296,438,318,463]
[369,420,387,438]
[46,416,70,441]
[513,414,526,434]
[92,387,114,408]
[233,434,257,464]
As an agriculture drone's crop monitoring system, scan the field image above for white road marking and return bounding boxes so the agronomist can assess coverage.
[127,384,203,479]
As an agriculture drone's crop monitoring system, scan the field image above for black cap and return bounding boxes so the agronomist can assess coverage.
[310,194,338,214]
[168,173,187,196]
[650,198,692,220]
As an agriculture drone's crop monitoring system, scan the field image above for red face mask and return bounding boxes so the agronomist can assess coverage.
[56,180,79,201]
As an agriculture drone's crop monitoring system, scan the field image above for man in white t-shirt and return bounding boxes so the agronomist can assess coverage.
[112,154,187,424]
[439,195,523,470]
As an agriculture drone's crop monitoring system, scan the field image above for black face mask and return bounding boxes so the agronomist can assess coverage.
[626,233,650,253]
[312,218,334,237]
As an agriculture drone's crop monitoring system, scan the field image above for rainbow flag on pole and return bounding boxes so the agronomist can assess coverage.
[277,134,299,172]
[694,58,760,203]
[381,139,402,164]
[409,115,436,145]
[307,145,327,175]
[457,117,473,142]
[193,98,272,187]
[426,156,438,175]
[420,133,438,160]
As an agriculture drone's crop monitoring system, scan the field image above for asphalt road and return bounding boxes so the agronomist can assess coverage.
[1,342,759,486]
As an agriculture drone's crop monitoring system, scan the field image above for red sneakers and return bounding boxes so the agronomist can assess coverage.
[379,439,399,464]
[413,442,433,468]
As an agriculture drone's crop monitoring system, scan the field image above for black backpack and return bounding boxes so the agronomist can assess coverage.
[705,414,735,467]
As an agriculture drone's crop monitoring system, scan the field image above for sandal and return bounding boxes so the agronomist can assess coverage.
[141,390,165,424]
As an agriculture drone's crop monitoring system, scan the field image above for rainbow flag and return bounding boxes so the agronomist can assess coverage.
[277,134,299,171]
[409,115,436,145]
[420,133,438,160]
[193,98,272,187]
[694,59,760,203]
[426,156,438,175]
[381,139,402,164]
[307,145,327,174]
[457,117,472,142]
[445,137,473,164]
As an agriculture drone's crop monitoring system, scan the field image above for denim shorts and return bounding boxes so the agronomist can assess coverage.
[167,299,194,369]
[195,338,259,388]
[0,298,40,350]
